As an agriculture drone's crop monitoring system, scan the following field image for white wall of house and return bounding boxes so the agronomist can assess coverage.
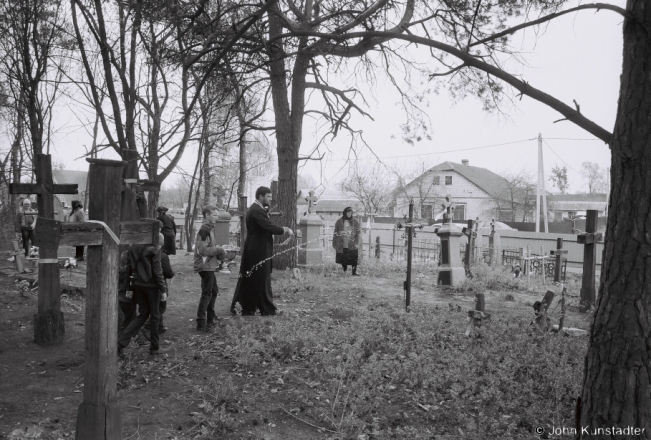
[394,171,499,221]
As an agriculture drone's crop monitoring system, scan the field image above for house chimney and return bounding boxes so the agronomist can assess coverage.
[462,159,469,166]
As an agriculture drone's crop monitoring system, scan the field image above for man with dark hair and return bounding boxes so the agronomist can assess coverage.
[194,205,225,332]
[156,206,177,255]
[230,186,293,316]
[70,200,86,260]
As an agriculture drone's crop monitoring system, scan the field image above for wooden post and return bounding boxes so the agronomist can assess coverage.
[76,159,124,439]
[551,238,568,283]
[392,227,396,256]
[9,154,78,345]
[72,159,161,440]
[577,210,602,311]
[375,236,380,259]
[405,201,413,311]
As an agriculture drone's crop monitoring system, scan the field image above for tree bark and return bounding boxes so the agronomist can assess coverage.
[578,2,651,437]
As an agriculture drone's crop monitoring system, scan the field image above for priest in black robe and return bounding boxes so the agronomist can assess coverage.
[231,186,293,315]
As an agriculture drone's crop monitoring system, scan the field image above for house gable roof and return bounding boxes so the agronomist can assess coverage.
[404,161,510,200]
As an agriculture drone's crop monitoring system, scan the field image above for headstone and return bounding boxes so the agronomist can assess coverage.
[577,210,602,311]
[436,222,465,286]
[213,209,232,245]
[298,212,322,265]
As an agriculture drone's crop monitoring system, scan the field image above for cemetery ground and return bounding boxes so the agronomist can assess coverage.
[0,254,593,440]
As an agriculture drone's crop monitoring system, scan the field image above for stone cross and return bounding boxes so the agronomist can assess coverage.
[35,159,161,440]
[441,194,455,224]
[576,210,603,311]
[9,154,79,345]
[305,190,318,215]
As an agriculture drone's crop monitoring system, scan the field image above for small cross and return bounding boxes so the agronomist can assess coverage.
[305,190,318,215]
[441,194,455,224]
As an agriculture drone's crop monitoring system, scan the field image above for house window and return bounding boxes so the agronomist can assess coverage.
[445,176,452,185]
[453,203,466,220]
[421,204,433,219]
[432,176,440,185]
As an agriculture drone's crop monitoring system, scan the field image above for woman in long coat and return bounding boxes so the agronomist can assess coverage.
[332,207,361,275]
[156,206,177,255]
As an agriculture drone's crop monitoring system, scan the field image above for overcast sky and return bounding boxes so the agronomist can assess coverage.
[2,1,624,195]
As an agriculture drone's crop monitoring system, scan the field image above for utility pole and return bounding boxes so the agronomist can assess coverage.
[535,134,549,233]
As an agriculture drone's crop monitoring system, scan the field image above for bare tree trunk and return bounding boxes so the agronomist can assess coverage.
[185,139,204,252]
[578,2,651,436]
[203,135,211,207]
[268,6,308,269]
[10,99,24,206]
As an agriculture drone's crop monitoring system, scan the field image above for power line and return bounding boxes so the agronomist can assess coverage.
[543,139,580,173]
[325,138,537,162]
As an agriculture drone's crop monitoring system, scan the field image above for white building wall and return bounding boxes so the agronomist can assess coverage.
[394,171,499,221]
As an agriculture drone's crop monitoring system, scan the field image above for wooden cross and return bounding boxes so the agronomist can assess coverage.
[34,159,160,440]
[441,194,455,224]
[305,190,318,215]
[9,154,78,345]
[576,210,603,311]
[550,237,569,283]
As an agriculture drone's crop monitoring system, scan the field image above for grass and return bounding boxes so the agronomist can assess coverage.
[148,262,588,439]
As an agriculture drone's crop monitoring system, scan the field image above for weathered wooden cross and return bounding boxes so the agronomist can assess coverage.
[34,159,160,440]
[488,218,496,266]
[441,194,455,224]
[576,210,602,311]
[549,237,568,283]
[305,190,318,215]
[396,199,424,311]
[9,154,78,345]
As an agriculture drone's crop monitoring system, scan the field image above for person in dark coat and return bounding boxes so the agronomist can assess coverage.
[159,249,174,332]
[156,206,177,255]
[333,207,361,275]
[230,186,293,316]
[118,234,168,356]
[70,200,86,260]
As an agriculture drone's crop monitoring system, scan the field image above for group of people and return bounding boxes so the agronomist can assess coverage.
[111,186,361,357]
[14,198,86,259]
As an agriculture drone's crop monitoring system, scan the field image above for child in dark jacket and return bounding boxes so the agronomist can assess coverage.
[118,233,168,356]
[158,250,174,333]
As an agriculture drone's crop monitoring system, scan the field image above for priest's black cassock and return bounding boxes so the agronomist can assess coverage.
[230,202,285,315]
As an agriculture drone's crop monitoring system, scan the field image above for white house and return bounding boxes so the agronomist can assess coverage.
[394,160,512,222]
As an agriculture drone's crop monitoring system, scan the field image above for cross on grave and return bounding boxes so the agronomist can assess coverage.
[576,210,603,311]
[462,218,478,273]
[9,154,79,345]
[305,190,318,215]
[549,237,569,283]
[441,194,455,224]
[34,159,161,440]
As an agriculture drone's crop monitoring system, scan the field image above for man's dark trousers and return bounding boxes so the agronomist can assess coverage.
[118,286,161,352]
[118,301,137,334]
[197,271,219,327]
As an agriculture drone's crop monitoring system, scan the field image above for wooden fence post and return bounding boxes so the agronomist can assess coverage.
[375,236,380,258]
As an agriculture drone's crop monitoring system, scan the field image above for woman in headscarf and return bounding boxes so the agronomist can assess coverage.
[156,206,177,255]
[332,207,361,276]
[15,198,36,257]
[70,200,86,260]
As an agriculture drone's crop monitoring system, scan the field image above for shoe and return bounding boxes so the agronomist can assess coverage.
[352,273,361,276]
[196,323,209,332]
[149,347,171,356]
[77,257,84,261]
[159,326,167,334]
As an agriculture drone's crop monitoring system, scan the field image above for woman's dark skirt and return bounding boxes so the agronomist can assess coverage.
[162,231,177,255]
[336,248,358,266]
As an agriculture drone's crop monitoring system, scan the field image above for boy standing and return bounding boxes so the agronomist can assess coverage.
[194,205,225,332]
